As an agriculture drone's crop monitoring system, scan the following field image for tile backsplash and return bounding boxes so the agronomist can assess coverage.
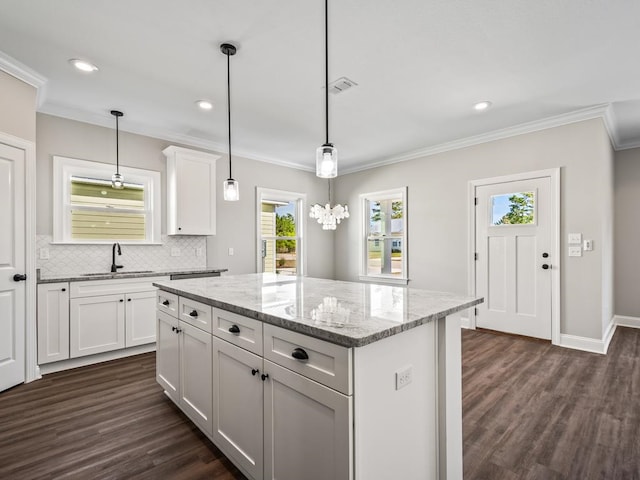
[36,235,207,277]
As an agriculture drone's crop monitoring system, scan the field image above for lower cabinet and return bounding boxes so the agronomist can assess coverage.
[125,291,158,347]
[37,282,70,364]
[157,311,213,437]
[70,294,125,357]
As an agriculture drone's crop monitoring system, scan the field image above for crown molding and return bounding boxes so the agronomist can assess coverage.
[341,104,615,175]
[0,50,48,107]
[38,104,315,173]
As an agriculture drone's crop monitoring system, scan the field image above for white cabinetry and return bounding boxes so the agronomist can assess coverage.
[163,145,220,235]
[156,297,213,437]
[37,282,70,364]
[69,276,167,359]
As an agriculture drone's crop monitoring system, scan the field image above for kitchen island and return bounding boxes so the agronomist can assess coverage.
[154,273,482,480]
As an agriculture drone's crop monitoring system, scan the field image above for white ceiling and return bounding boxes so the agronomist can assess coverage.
[1,0,640,173]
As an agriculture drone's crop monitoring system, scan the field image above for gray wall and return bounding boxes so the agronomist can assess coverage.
[35,113,334,279]
[334,118,614,340]
[614,147,640,318]
[0,70,36,142]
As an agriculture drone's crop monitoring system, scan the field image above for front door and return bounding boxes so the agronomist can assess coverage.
[0,142,26,391]
[475,176,552,339]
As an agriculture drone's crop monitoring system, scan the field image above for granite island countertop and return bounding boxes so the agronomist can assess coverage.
[37,267,228,284]
[154,273,483,348]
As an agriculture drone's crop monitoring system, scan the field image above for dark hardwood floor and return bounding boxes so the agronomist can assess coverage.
[2,327,640,479]
[463,326,640,479]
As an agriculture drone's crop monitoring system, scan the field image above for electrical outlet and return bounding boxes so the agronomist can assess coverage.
[39,248,50,260]
[171,247,180,257]
[228,247,234,256]
[568,246,582,257]
[395,365,413,390]
[583,239,593,251]
[195,247,203,257]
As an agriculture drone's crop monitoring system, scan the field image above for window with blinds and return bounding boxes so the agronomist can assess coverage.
[70,176,146,240]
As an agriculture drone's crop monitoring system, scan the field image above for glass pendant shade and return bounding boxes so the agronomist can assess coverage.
[316,143,337,178]
[223,178,239,201]
[111,172,124,190]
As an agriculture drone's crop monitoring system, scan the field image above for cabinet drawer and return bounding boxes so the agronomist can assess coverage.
[212,308,263,356]
[263,324,352,395]
[157,291,179,318]
[178,296,212,333]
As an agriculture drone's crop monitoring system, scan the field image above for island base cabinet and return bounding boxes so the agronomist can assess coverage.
[157,311,180,402]
[70,294,125,358]
[263,360,353,480]
[180,321,213,437]
[212,337,264,480]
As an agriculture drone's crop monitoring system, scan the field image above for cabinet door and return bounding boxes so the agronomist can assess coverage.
[263,360,353,480]
[212,337,264,480]
[125,291,157,347]
[156,311,180,403]
[180,321,213,437]
[70,294,125,358]
[37,283,70,364]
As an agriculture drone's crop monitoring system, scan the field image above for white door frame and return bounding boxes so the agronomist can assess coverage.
[468,168,561,345]
[0,131,38,382]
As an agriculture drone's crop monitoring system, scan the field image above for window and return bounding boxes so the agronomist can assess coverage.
[360,187,408,284]
[53,156,161,243]
[491,191,535,226]
[257,188,306,276]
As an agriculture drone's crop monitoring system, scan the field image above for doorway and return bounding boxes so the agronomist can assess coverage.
[470,169,560,342]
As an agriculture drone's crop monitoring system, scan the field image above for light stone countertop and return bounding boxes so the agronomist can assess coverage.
[154,273,483,348]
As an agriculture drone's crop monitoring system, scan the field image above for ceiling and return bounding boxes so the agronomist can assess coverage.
[1,0,639,173]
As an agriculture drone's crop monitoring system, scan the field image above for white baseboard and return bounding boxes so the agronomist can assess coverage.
[460,316,472,329]
[39,344,156,375]
[602,318,617,354]
[614,315,640,329]
[558,333,608,355]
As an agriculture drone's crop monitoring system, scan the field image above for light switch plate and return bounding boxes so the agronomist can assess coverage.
[583,239,593,251]
[569,246,582,257]
[568,233,582,244]
[228,247,234,256]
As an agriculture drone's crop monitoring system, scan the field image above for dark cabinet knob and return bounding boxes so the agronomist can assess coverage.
[171,326,176,332]
[542,264,550,270]
[251,368,259,376]
[162,300,170,306]
[261,373,269,381]
[13,274,27,282]
[119,299,124,302]
[542,252,549,258]
[127,298,131,302]
[61,288,66,292]
[291,348,309,361]
[188,310,198,317]
[229,324,240,334]
[175,328,182,334]
[178,227,182,231]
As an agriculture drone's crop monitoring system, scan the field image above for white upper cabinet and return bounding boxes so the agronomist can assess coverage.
[163,146,220,235]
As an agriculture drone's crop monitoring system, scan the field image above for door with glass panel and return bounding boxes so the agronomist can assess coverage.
[475,177,552,339]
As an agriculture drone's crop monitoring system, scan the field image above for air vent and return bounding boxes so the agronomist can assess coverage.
[329,77,358,94]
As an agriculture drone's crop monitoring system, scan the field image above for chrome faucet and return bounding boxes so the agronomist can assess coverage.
[111,243,123,272]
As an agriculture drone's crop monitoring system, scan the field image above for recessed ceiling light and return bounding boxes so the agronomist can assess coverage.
[473,101,492,111]
[196,100,213,110]
[69,58,99,73]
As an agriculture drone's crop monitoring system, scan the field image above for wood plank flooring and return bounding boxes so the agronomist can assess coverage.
[463,326,640,479]
[2,328,640,479]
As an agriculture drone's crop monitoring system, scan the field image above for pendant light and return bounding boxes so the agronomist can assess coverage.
[111,110,124,189]
[316,0,337,178]
[221,43,239,201]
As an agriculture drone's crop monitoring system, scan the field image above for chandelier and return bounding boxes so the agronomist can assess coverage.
[309,179,349,230]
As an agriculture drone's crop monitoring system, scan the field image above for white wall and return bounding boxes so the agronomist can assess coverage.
[35,113,334,279]
[0,70,36,141]
[334,118,613,340]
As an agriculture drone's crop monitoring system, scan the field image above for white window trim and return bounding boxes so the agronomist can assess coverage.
[359,187,408,285]
[256,187,307,276]
[53,155,161,244]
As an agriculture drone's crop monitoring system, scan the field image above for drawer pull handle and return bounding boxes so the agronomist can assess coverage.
[188,310,198,317]
[291,348,309,361]
[251,368,259,376]
[162,300,170,306]
[261,373,269,381]
[229,324,240,334]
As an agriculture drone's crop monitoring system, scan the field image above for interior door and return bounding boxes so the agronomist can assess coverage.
[0,142,26,392]
[475,177,552,339]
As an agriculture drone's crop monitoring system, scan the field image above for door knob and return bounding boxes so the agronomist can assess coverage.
[542,252,549,258]
[13,274,27,282]
[542,264,551,270]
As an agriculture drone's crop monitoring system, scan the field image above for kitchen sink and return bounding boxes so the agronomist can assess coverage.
[80,270,154,276]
